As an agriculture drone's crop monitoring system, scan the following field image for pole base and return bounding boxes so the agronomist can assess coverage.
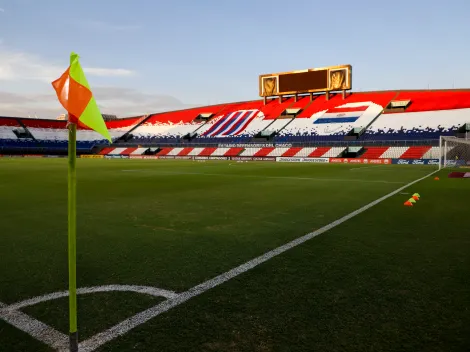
[69,331,78,352]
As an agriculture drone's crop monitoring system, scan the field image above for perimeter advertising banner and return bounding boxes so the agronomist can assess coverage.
[232,156,276,162]
[276,157,330,163]
[391,159,439,165]
[80,155,104,159]
[329,158,391,164]
[129,155,159,159]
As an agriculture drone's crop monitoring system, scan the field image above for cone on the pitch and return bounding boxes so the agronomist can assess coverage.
[404,200,413,206]
[412,195,419,201]
[408,198,416,204]
[413,193,420,198]
[434,177,440,180]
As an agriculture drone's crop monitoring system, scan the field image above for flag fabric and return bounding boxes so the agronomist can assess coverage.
[313,105,369,124]
[52,52,112,142]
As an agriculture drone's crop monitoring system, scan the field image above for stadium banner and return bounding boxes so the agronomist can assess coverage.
[158,156,175,159]
[104,155,129,159]
[219,143,292,148]
[128,155,159,159]
[392,159,440,165]
[173,156,193,160]
[329,158,391,164]
[23,154,44,158]
[276,157,329,163]
[194,156,229,160]
[231,156,275,162]
[80,155,104,159]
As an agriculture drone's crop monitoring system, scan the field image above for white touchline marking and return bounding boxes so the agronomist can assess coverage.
[0,300,68,351]
[77,169,439,352]
[5,285,178,311]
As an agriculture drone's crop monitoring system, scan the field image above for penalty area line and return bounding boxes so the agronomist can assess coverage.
[78,169,439,352]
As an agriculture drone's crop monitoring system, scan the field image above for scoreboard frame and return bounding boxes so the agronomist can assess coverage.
[258,64,352,98]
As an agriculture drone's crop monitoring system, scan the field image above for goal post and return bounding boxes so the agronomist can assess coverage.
[439,136,470,170]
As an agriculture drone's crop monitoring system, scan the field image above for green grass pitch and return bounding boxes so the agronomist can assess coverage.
[0,158,469,351]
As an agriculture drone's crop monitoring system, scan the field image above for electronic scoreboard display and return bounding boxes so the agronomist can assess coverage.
[259,65,352,97]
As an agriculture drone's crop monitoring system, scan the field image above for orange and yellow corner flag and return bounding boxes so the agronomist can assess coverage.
[52,52,112,143]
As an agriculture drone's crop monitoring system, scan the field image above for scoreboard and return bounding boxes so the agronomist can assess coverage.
[259,65,352,97]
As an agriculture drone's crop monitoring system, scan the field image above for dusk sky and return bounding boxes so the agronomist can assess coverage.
[1,0,469,118]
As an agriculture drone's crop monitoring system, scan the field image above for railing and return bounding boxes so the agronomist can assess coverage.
[112,139,440,148]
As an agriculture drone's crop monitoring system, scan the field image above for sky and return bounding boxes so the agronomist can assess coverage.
[1,0,470,118]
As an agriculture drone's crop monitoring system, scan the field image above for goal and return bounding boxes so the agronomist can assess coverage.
[439,136,470,169]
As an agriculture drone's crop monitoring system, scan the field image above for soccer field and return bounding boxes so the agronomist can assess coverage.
[1,159,469,352]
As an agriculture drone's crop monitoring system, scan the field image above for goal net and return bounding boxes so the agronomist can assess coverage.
[439,136,470,170]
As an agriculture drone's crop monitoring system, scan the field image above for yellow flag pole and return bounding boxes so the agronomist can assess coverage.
[67,118,78,352]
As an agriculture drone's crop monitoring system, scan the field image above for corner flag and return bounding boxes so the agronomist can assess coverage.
[52,52,111,352]
[52,52,112,142]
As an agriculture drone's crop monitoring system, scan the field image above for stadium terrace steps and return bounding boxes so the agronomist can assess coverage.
[119,147,138,155]
[2,90,470,151]
[156,148,173,156]
[188,147,205,156]
[36,145,442,160]
[98,147,115,155]
[253,147,276,157]
[224,147,244,157]
[168,147,184,156]
[264,118,293,134]
[177,147,194,156]
[399,146,432,159]
[108,147,128,155]
[359,146,390,159]
[422,146,440,159]
[199,147,217,156]
[308,147,332,157]
[261,97,296,120]
[266,147,291,157]
[322,147,347,158]
[281,147,304,157]
[130,148,149,155]
[239,148,261,157]
[380,147,409,159]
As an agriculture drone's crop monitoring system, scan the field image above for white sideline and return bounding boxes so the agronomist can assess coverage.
[77,169,439,352]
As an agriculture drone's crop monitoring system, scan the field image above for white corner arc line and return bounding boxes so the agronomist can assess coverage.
[4,285,178,311]
[0,302,68,351]
[78,170,439,352]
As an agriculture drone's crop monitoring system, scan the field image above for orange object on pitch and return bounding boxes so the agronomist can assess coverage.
[412,195,419,201]
[434,177,440,180]
[404,201,413,206]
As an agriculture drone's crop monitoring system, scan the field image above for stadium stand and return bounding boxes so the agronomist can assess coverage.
[1,89,470,160]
